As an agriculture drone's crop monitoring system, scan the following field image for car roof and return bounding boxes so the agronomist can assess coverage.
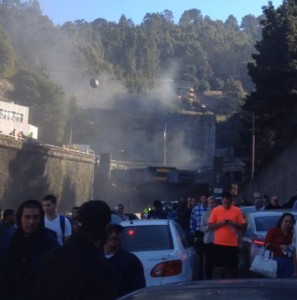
[247,209,297,217]
[120,219,171,226]
[118,279,297,300]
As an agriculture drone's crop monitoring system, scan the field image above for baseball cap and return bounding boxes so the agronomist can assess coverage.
[77,200,111,238]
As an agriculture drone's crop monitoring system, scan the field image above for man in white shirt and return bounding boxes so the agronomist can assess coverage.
[42,194,72,245]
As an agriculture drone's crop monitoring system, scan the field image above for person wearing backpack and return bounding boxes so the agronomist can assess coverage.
[42,194,72,245]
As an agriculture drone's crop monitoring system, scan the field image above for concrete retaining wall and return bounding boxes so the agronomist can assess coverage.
[240,139,297,204]
[0,135,94,213]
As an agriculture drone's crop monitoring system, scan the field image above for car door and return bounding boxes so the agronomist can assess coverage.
[173,222,199,280]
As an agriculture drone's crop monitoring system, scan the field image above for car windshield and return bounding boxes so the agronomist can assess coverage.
[254,216,280,232]
[121,225,173,252]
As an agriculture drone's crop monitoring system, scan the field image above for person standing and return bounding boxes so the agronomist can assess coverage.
[70,206,80,233]
[42,194,72,245]
[0,209,16,242]
[147,199,167,219]
[208,191,246,279]
[200,196,217,279]
[264,213,296,278]
[30,200,119,300]
[113,204,129,220]
[177,197,197,239]
[283,190,297,209]
[104,223,146,297]
[265,196,281,210]
[0,200,59,300]
[190,193,209,280]
[294,221,297,277]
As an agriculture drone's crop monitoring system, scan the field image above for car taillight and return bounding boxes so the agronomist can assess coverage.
[150,260,182,277]
[251,238,265,246]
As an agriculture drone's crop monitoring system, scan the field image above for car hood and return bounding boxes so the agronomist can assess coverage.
[118,279,297,300]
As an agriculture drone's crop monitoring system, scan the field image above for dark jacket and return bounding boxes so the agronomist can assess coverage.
[0,222,16,243]
[0,228,59,300]
[107,248,146,297]
[30,233,119,300]
[147,208,167,219]
[177,207,192,235]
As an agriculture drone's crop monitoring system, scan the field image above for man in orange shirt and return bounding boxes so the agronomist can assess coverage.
[208,191,246,278]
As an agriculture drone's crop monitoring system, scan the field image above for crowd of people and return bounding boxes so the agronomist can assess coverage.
[142,191,297,280]
[1,190,297,299]
[0,197,146,300]
[8,129,32,140]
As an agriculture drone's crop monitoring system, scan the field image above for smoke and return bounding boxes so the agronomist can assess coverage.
[47,58,181,113]
[31,39,213,168]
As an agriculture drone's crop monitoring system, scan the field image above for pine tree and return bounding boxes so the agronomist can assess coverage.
[243,0,297,168]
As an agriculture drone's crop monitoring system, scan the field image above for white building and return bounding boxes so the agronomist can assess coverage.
[0,100,38,139]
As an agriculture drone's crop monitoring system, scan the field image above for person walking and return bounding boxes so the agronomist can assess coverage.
[147,199,167,219]
[0,200,59,300]
[264,213,296,278]
[104,223,146,297]
[0,209,16,242]
[70,206,80,233]
[177,197,197,239]
[113,204,129,220]
[200,196,217,279]
[208,191,246,279]
[42,194,72,245]
[265,196,281,210]
[190,193,209,279]
[30,200,119,300]
[283,190,297,209]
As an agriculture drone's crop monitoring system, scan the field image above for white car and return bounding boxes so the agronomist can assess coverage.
[120,219,198,287]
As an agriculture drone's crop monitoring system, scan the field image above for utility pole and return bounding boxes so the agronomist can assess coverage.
[163,122,167,165]
[69,122,73,146]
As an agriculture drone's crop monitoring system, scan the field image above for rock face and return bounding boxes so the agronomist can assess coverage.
[0,135,94,213]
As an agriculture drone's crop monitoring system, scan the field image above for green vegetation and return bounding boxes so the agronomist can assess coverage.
[0,0,296,177]
[243,0,297,172]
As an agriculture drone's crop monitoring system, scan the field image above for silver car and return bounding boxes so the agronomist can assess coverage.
[239,210,297,277]
[120,219,199,286]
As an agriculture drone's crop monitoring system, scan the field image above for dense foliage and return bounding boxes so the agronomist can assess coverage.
[243,0,297,171]
[0,0,262,145]
[2,0,294,177]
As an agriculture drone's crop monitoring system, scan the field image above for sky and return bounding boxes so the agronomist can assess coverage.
[38,0,284,26]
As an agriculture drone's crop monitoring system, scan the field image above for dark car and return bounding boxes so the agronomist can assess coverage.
[117,279,297,300]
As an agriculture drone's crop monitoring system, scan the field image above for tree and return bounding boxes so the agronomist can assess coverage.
[224,78,245,114]
[64,96,97,145]
[0,25,16,77]
[9,69,67,144]
[243,0,297,169]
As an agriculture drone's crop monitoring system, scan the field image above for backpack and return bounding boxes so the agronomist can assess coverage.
[59,215,65,245]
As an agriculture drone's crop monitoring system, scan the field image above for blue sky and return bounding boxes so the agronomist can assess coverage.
[38,0,283,25]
